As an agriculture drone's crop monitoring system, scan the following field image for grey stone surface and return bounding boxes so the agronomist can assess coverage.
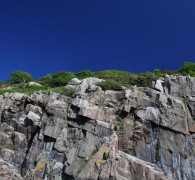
[0,76,194,180]
[67,78,81,85]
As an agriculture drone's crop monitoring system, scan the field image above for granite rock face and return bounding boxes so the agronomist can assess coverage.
[0,76,194,180]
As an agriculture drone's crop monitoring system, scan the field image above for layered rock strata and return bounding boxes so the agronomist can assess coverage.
[0,76,194,180]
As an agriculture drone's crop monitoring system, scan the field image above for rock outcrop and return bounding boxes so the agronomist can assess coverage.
[28,82,42,87]
[0,76,194,180]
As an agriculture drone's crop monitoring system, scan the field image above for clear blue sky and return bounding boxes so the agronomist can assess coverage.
[0,0,195,80]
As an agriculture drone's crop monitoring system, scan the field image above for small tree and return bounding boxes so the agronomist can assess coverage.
[38,74,52,81]
[179,62,195,77]
[0,81,5,85]
[51,71,75,86]
[8,70,34,84]
[38,74,52,86]
[75,70,94,79]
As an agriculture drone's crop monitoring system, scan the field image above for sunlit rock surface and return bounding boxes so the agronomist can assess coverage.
[0,76,194,180]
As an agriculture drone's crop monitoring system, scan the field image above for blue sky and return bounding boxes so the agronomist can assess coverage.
[0,0,195,80]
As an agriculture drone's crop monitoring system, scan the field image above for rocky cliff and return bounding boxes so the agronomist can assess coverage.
[0,76,194,180]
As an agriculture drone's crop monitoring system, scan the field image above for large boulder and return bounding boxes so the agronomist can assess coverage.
[164,76,195,97]
[67,78,81,85]
[28,82,42,87]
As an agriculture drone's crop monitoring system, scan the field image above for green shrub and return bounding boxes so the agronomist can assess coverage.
[138,87,145,91]
[94,70,160,88]
[94,70,138,87]
[38,74,52,81]
[0,81,6,87]
[154,69,166,77]
[66,98,73,105]
[75,70,94,79]
[37,74,53,86]
[183,98,188,108]
[117,121,124,130]
[135,72,157,87]
[0,85,75,97]
[52,87,75,97]
[96,80,122,91]
[116,91,126,102]
[8,70,34,84]
[94,70,130,81]
[179,62,195,77]
[51,71,75,86]
[158,69,180,75]
[16,83,26,89]
[95,70,129,77]
[0,86,51,95]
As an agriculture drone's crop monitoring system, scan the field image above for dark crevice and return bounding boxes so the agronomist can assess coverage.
[43,165,48,179]
[82,129,87,138]
[154,122,187,135]
[20,126,40,176]
[23,99,30,110]
[26,127,40,155]
[68,117,89,126]
[116,110,128,118]
[67,123,75,128]
[150,121,158,129]
[77,115,92,122]
[62,173,74,180]
[129,107,136,114]
[44,135,56,143]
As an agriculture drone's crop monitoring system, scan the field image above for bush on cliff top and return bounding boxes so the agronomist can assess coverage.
[51,71,76,86]
[52,87,75,97]
[0,86,50,95]
[38,74,52,81]
[179,62,195,77]
[75,70,95,79]
[96,79,122,91]
[8,70,34,84]
[0,81,6,87]
[2,62,194,92]
[0,86,75,97]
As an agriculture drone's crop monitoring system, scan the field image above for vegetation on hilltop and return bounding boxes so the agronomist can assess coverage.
[179,62,195,77]
[0,62,194,94]
[96,80,123,91]
[8,70,34,84]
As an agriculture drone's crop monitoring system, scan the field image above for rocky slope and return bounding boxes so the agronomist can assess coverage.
[0,76,194,180]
